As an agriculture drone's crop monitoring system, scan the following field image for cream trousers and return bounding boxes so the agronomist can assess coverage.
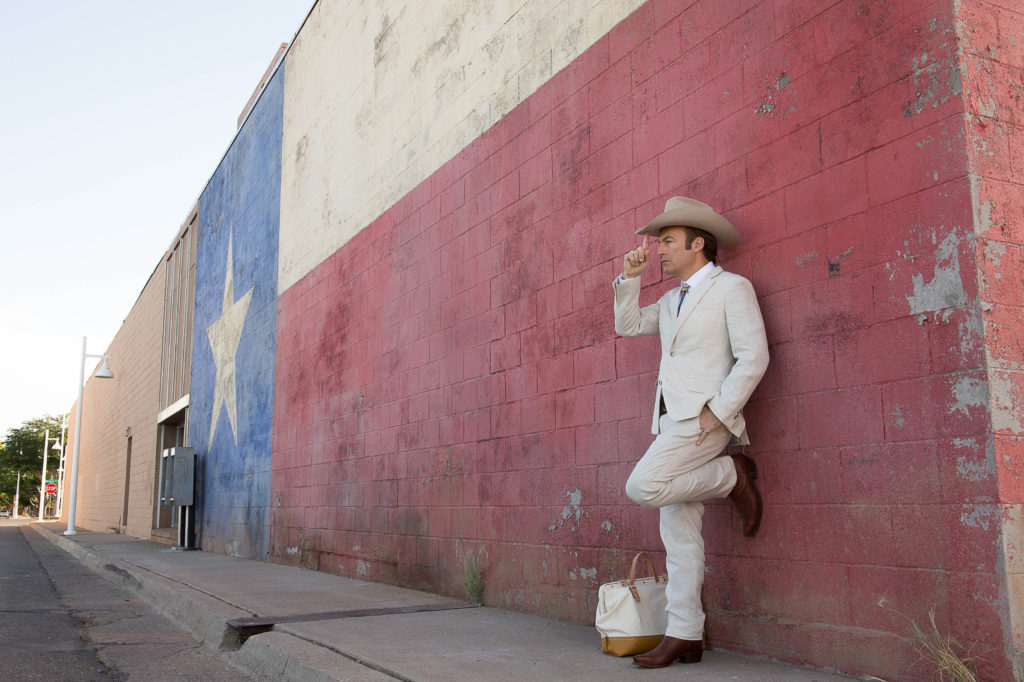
[625,413,737,640]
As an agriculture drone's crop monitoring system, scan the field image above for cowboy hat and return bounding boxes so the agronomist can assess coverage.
[635,196,739,249]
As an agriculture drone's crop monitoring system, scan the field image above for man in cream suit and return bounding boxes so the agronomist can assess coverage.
[613,197,769,668]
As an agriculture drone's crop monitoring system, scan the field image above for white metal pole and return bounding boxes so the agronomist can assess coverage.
[56,417,67,517]
[39,429,50,521]
[65,337,87,536]
[13,471,21,518]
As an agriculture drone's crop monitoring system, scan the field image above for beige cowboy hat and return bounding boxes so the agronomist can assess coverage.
[635,196,739,249]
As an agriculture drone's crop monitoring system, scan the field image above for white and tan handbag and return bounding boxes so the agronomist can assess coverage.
[595,551,668,656]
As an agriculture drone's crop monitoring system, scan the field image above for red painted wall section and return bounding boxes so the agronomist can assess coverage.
[957,0,1024,676]
[271,1,1012,678]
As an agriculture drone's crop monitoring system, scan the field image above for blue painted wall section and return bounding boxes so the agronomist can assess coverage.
[190,64,284,559]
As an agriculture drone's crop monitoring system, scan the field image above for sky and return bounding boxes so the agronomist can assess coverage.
[0,1,314,437]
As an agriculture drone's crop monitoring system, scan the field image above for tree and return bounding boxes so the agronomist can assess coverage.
[0,414,67,513]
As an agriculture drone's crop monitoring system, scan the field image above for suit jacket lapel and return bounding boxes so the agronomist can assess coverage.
[672,266,722,338]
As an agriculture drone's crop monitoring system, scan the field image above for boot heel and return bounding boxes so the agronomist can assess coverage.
[678,649,703,664]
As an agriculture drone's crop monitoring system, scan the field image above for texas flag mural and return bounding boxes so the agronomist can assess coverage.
[165,2,1020,678]
[189,64,284,559]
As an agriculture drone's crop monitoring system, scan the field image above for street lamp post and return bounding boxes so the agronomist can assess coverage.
[54,417,67,518]
[65,336,113,536]
[13,471,21,519]
[38,431,62,521]
[39,430,50,521]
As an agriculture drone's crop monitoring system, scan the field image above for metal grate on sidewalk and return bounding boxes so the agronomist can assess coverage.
[227,601,480,640]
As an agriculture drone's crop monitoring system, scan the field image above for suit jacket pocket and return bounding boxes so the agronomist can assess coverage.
[683,376,721,393]
[661,382,716,421]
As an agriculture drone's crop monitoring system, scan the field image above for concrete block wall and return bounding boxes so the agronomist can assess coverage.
[189,64,285,559]
[278,0,645,293]
[59,0,1022,678]
[957,0,1024,674]
[267,0,1020,678]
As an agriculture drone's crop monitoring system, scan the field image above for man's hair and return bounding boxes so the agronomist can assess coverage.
[683,226,718,263]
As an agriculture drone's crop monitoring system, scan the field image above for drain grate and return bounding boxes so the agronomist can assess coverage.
[227,601,479,640]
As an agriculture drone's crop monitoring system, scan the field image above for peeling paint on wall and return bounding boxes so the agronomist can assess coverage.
[549,488,588,532]
[990,373,1024,434]
[890,405,906,428]
[970,178,994,236]
[959,311,985,360]
[795,250,818,267]
[961,503,998,531]
[569,566,598,582]
[906,231,969,319]
[954,437,996,481]
[563,489,585,524]
[905,20,962,116]
[754,71,796,118]
[950,375,988,417]
[984,240,1006,269]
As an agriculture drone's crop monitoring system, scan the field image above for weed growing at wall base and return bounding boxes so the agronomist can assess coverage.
[462,548,485,603]
[872,599,982,682]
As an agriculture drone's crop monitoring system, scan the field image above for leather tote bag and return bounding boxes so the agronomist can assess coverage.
[595,551,667,656]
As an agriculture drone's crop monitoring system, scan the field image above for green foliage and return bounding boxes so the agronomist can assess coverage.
[0,414,66,511]
[462,548,486,603]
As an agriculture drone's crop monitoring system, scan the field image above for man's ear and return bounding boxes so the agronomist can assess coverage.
[691,236,704,252]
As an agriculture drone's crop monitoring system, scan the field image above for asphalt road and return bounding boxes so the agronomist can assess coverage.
[0,520,252,681]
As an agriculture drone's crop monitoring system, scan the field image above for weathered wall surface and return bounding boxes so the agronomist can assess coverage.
[267,0,1016,678]
[189,64,285,559]
[956,0,1024,676]
[61,0,1021,678]
[63,268,164,538]
[278,0,644,293]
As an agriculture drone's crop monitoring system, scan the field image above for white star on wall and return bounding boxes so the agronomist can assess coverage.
[206,235,253,447]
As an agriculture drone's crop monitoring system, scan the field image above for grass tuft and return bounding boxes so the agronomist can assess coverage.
[462,548,485,603]
[873,598,982,682]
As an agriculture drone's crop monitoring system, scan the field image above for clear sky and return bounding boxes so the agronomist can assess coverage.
[0,1,314,436]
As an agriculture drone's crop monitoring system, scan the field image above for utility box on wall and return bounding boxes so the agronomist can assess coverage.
[160,446,197,549]
[160,447,195,506]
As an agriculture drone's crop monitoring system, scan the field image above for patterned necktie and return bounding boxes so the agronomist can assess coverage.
[677,283,690,315]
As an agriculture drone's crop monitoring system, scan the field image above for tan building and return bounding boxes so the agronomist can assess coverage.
[65,211,196,542]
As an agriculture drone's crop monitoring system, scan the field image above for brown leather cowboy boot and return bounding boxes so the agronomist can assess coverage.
[729,454,762,536]
[632,636,703,667]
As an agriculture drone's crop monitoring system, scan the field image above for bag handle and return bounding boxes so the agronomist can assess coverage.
[624,551,663,601]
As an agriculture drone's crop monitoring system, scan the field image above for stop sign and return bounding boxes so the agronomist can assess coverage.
[45,483,57,494]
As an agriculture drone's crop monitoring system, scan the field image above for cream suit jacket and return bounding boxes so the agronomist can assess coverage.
[613,266,769,444]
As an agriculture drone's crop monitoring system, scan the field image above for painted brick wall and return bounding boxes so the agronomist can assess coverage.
[189,64,285,559]
[957,0,1024,675]
[279,0,645,293]
[63,265,165,537]
[268,0,1018,678]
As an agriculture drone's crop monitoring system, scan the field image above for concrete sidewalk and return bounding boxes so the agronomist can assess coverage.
[32,522,861,681]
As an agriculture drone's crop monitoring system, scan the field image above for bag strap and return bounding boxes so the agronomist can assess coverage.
[624,551,663,601]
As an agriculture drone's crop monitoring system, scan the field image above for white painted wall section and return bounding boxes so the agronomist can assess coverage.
[279,0,645,293]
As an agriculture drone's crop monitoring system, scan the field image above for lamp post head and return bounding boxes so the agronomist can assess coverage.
[94,356,113,379]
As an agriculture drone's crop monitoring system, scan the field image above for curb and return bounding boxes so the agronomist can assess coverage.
[30,525,366,681]
[32,525,245,650]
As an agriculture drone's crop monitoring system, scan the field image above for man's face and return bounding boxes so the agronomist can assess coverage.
[656,226,704,280]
